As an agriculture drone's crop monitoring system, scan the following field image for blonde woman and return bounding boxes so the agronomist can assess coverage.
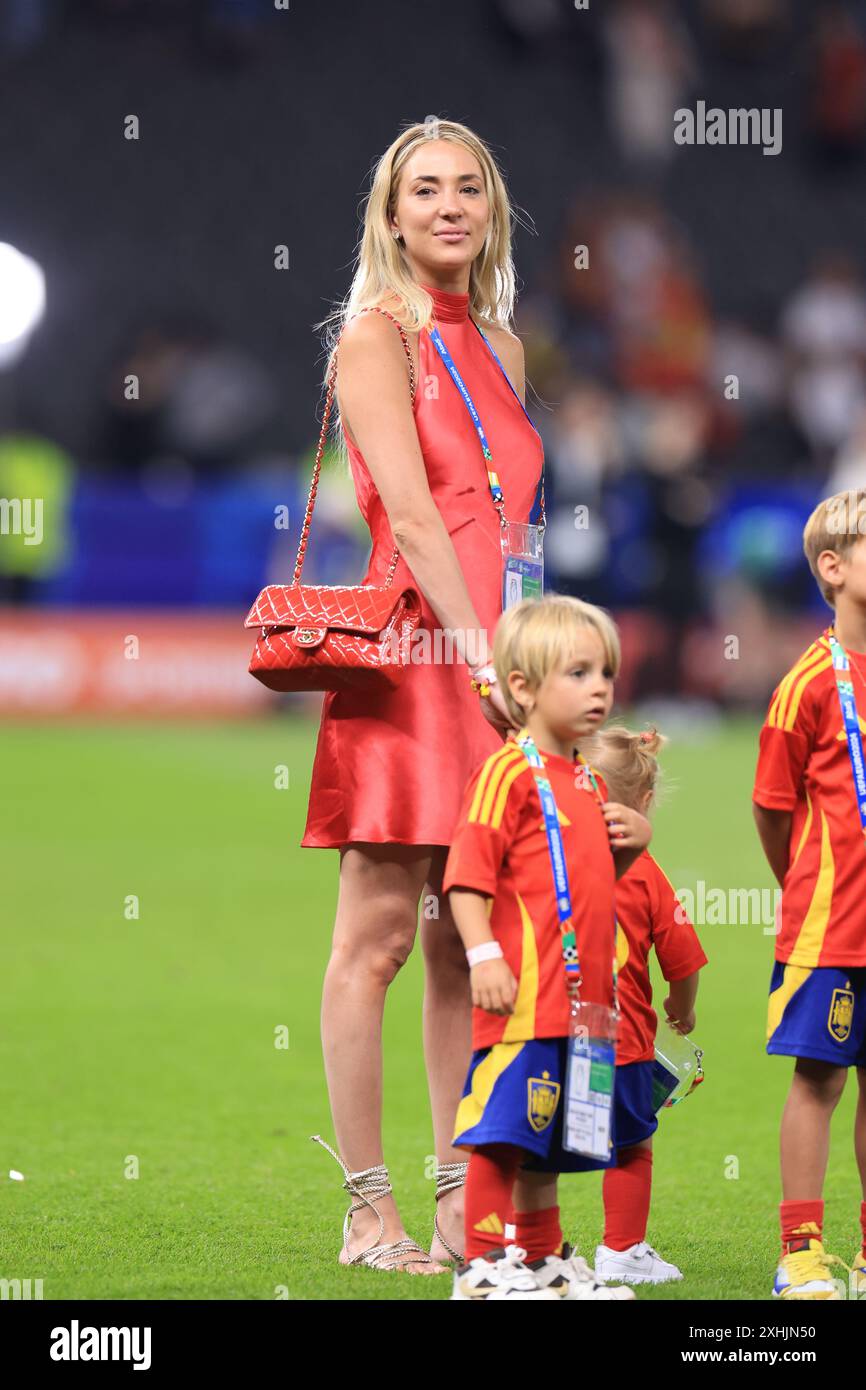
[304,118,544,1274]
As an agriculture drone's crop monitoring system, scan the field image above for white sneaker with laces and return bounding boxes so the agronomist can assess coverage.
[594,1241,683,1285]
[450,1244,561,1301]
[529,1242,636,1300]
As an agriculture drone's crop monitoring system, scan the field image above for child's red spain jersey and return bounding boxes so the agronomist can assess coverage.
[613,851,708,1066]
[753,625,866,968]
[443,737,616,1051]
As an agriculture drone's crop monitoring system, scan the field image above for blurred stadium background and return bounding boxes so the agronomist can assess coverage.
[2,0,864,719]
[4,0,866,1301]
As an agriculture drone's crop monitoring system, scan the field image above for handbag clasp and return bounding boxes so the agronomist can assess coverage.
[293,626,328,649]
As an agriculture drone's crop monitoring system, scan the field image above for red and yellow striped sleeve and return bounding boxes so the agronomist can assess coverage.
[753,638,829,811]
[443,743,533,895]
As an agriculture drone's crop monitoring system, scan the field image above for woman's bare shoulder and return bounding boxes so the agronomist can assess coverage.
[480,322,525,396]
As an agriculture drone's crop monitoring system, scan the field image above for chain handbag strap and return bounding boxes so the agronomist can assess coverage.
[292,307,417,588]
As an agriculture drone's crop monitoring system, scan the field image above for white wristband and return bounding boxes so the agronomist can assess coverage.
[466,941,504,967]
[469,662,497,684]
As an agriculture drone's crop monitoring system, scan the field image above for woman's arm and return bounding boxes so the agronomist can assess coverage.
[336,311,494,669]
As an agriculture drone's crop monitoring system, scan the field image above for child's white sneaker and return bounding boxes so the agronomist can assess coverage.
[594,1241,683,1285]
[528,1242,636,1300]
[450,1244,560,1301]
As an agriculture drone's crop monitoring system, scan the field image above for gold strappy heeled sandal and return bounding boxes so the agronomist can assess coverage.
[432,1159,468,1264]
[311,1135,440,1273]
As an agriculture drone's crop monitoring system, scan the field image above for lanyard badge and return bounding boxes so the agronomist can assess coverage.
[828,628,866,841]
[427,323,545,611]
[652,1021,705,1112]
[515,730,618,1161]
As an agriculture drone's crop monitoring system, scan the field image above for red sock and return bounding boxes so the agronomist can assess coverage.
[602,1145,653,1251]
[513,1205,563,1262]
[780,1199,823,1257]
[464,1144,523,1261]
[860,1200,866,1258]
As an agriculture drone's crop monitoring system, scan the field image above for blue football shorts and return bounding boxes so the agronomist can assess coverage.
[613,1059,658,1148]
[767,961,866,1067]
[454,1037,648,1173]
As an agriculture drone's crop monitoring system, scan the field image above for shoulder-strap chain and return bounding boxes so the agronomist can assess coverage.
[292,306,417,587]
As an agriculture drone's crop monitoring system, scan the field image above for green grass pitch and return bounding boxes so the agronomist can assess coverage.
[2,713,863,1301]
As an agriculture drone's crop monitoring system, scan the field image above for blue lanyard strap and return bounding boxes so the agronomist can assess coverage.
[828,629,866,839]
[427,321,545,534]
[515,731,618,1007]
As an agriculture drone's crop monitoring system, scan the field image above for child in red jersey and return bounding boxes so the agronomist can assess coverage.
[753,487,866,1300]
[580,723,706,1287]
[444,594,653,1301]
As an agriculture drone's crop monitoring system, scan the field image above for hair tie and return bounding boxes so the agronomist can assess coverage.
[639,730,653,744]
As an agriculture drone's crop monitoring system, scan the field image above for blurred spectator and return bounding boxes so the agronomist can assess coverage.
[700,0,790,60]
[551,194,711,395]
[599,199,711,394]
[602,0,697,170]
[829,404,866,493]
[809,5,866,165]
[541,379,624,603]
[95,312,278,478]
[780,252,866,464]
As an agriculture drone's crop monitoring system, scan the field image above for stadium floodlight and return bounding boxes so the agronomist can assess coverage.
[0,242,46,369]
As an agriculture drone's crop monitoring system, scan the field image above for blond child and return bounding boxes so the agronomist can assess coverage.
[443,594,652,1301]
[581,723,706,1286]
[753,487,866,1299]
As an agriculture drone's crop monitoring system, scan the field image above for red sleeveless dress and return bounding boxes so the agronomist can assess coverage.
[300,282,545,849]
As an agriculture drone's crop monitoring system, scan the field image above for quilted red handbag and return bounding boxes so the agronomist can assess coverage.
[244,308,422,693]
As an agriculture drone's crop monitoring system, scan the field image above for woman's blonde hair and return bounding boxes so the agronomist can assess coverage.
[581,722,668,811]
[493,593,621,728]
[314,116,530,472]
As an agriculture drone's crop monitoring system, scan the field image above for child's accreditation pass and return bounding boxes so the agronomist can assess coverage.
[564,1036,614,1159]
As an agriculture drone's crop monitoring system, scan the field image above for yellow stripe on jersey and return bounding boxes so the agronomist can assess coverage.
[789,806,835,967]
[769,646,829,731]
[453,1040,526,1139]
[490,757,533,830]
[791,786,814,871]
[767,964,813,1042]
[502,892,540,1043]
[768,647,820,727]
[468,744,525,823]
[781,656,832,732]
[469,745,529,826]
[615,921,630,971]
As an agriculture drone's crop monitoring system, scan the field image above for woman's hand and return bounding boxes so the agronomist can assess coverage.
[480,685,518,735]
[471,958,518,1015]
[602,803,652,853]
[470,661,518,736]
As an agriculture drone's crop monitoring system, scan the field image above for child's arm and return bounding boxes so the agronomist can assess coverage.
[664,969,700,1035]
[752,802,792,888]
[449,888,518,1016]
[602,803,652,879]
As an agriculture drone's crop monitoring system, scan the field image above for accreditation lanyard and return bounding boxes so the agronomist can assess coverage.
[515,730,619,1162]
[513,730,618,1011]
[427,322,545,532]
[828,628,866,841]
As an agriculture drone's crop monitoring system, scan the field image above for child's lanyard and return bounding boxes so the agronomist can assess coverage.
[828,628,866,841]
[514,730,619,1015]
[427,322,546,535]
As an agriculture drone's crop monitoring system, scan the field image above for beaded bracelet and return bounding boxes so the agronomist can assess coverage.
[469,663,497,699]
